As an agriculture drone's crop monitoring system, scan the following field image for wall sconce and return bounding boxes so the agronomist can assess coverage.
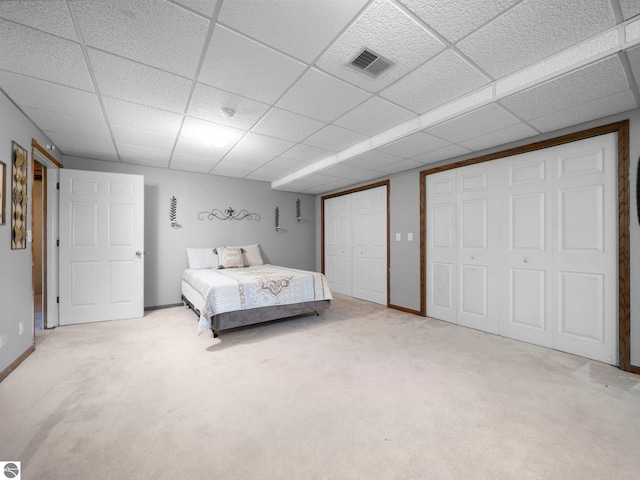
[296,198,301,222]
[275,206,280,231]
[170,196,178,228]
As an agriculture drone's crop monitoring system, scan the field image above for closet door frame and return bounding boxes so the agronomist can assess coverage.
[420,120,632,372]
[321,180,390,306]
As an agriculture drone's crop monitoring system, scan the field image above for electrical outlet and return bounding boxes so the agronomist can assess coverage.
[19,322,24,336]
[0,334,6,348]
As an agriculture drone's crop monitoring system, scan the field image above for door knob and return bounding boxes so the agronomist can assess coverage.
[136,251,143,257]
[523,258,530,263]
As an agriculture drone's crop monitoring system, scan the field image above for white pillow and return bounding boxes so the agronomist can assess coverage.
[229,243,264,266]
[186,248,218,270]
[216,246,245,269]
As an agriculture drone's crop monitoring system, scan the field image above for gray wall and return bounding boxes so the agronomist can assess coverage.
[316,108,640,366]
[0,92,62,375]
[62,157,317,308]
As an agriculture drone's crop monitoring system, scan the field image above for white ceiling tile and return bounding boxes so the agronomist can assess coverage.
[380,50,489,114]
[425,104,521,143]
[264,156,309,171]
[277,68,371,123]
[304,125,368,152]
[372,157,424,174]
[620,0,640,20]
[333,96,416,136]
[72,0,209,77]
[458,123,538,151]
[188,83,270,129]
[22,106,110,141]
[317,163,380,181]
[528,90,637,133]
[457,0,616,79]
[111,125,177,151]
[199,26,307,104]
[246,166,290,183]
[0,0,78,40]
[89,49,192,113]
[280,144,334,164]
[180,116,245,151]
[210,160,257,178]
[412,144,473,165]
[0,71,103,120]
[299,172,341,186]
[170,152,218,173]
[218,0,367,63]
[102,97,183,136]
[232,132,295,157]
[398,0,518,43]
[172,0,220,18]
[499,56,630,121]
[0,19,93,91]
[625,44,640,86]
[375,132,450,158]
[342,150,403,170]
[44,131,117,161]
[252,108,326,143]
[222,149,273,167]
[316,0,445,92]
[118,144,171,168]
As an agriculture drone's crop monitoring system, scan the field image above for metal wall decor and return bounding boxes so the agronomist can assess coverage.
[198,207,260,222]
[0,160,5,225]
[11,142,28,249]
[170,196,178,228]
[296,198,301,222]
[275,206,280,231]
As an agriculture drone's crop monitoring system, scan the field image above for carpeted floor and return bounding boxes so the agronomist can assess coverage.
[1,294,639,480]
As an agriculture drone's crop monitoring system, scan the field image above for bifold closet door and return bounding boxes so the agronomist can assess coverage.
[324,195,352,296]
[426,133,618,365]
[351,187,387,305]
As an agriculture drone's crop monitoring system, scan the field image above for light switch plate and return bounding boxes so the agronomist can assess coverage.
[408,232,413,241]
[396,233,401,241]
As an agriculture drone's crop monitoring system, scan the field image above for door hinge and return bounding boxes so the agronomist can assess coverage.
[57,296,59,304]
[56,239,59,247]
[56,182,60,190]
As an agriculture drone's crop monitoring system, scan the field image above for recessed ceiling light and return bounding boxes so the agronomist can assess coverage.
[221,108,235,117]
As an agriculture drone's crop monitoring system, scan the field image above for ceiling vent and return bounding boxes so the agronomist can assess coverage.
[348,48,394,78]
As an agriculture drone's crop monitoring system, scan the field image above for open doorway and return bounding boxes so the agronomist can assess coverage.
[32,159,47,333]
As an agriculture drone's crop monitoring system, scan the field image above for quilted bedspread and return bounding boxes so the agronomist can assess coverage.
[183,264,333,323]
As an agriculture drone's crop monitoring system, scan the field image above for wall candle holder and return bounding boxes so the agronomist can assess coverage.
[198,207,260,221]
[275,206,280,231]
[296,198,301,222]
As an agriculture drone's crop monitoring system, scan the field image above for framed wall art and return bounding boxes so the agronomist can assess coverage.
[0,160,5,225]
[11,141,28,249]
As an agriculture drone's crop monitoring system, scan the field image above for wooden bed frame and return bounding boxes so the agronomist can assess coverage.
[182,294,331,338]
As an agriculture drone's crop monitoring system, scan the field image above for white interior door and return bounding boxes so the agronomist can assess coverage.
[551,136,618,364]
[425,133,617,365]
[351,186,387,305]
[59,169,144,325]
[456,163,500,334]
[426,170,457,323]
[500,152,553,347]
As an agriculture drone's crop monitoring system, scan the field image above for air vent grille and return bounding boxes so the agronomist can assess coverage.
[349,48,394,78]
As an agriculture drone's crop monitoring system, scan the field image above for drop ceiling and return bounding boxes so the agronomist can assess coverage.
[1,0,639,195]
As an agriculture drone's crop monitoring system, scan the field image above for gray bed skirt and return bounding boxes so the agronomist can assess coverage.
[182,295,331,335]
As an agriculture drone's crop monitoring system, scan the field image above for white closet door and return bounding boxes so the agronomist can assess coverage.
[551,135,618,365]
[426,170,457,323]
[352,186,387,305]
[456,163,500,334]
[500,152,553,347]
[324,195,352,296]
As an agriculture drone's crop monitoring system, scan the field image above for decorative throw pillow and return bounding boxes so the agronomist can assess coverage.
[186,248,218,270]
[229,243,264,266]
[217,247,245,269]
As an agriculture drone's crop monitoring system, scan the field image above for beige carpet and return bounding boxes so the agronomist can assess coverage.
[1,294,639,480]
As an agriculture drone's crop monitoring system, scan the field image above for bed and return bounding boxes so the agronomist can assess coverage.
[181,246,332,337]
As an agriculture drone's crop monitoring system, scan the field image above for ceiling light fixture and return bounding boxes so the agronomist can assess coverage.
[221,108,235,117]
